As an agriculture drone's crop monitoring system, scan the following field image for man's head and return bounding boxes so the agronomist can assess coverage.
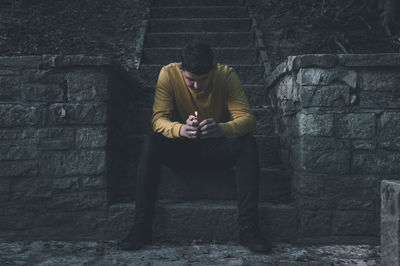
[180,41,214,93]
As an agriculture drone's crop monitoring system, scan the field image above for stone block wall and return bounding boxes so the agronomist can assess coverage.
[0,55,133,240]
[267,53,400,240]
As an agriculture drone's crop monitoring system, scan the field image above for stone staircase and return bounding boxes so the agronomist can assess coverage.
[107,0,297,243]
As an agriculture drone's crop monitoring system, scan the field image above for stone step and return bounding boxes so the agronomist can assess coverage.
[145,32,254,48]
[142,48,258,65]
[139,64,265,86]
[151,6,248,19]
[104,201,298,242]
[153,0,244,7]
[148,18,251,33]
[113,164,290,203]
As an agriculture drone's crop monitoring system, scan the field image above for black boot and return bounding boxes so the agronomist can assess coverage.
[239,225,272,253]
[120,222,152,251]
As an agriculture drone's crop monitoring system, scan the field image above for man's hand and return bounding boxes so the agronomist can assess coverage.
[180,115,199,139]
[198,118,225,138]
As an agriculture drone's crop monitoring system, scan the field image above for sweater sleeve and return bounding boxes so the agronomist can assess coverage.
[151,67,183,138]
[219,69,256,138]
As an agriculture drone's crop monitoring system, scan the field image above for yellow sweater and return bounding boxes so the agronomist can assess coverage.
[152,63,256,138]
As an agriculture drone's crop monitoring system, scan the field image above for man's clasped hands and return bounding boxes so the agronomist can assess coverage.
[179,114,224,139]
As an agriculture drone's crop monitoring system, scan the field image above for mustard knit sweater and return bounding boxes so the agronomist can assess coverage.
[152,63,256,138]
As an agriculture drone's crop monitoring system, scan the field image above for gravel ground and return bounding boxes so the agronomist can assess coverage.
[0,240,380,265]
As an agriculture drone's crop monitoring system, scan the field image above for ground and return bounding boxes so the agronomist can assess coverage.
[0,240,380,265]
[1,0,399,70]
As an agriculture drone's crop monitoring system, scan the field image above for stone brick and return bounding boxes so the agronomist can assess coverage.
[21,69,65,84]
[324,175,381,199]
[255,135,281,167]
[48,191,107,211]
[0,161,38,177]
[40,150,106,177]
[47,103,107,125]
[360,91,400,108]
[80,176,107,190]
[21,84,63,102]
[277,74,299,102]
[336,198,376,210]
[294,173,326,196]
[332,211,377,236]
[337,113,376,139]
[0,179,11,193]
[381,180,400,266]
[300,211,333,237]
[290,54,338,69]
[293,137,351,174]
[66,71,108,102]
[299,85,350,107]
[0,76,20,101]
[0,129,20,140]
[76,127,108,148]
[360,70,400,92]
[37,127,74,138]
[298,196,337,210]
[297,68,357,88]
[297,112,334,137]
[353,151,400,174]
[352,140,375,150]
[40,137,75,151]
[380,112,400,150]
[0,139,39,160]
[0,104,45,127]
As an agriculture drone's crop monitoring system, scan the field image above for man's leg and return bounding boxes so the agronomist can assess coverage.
[234,134,271,253]
[121,133,193,250]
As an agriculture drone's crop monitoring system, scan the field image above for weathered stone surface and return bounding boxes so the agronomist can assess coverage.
[255,135,281,167]
[337,113,376,139]
[0,104,45,127]
[48,191,108,211]
[0,56,42,68]
[337,199,376,210]
[277,74,299,102]
[297,112,334,137]
[324,175,381,199]
[332,211,377,236]
[0,139,39,160]
[47,103,107,125]
[299,85,350,107]
[293,173,325,197]
[381,180,400,266]
[360,91,400,108]
[21,84,63,102]
[297,68,357,88]
[0,76,20,101]
[66,71,108,102]
[300,211,332,237]
[293,137,351,174]
[380,112,400,150]
[40,150,107,177]
[76,127,108,148]
[40,137,75,150]
[338,53,400,67]
[289,54,339,70]
[21,69,64,84]
[81,176,107,190]
[353,151,400,174]
[352,140,376,150]
[360,70,400,92]
[0,161,38,177]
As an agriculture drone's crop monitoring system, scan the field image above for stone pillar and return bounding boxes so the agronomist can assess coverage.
[381,180,400,266]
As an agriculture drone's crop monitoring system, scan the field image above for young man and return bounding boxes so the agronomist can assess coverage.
[121,41,271,253]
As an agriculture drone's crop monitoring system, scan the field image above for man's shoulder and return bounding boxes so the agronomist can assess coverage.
[161,62,180,73]
[214,64,237,80]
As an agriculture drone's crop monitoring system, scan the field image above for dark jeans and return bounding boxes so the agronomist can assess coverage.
[135,132,260,230]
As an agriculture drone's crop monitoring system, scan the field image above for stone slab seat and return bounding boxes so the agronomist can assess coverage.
[104,201,298,242]
[150,6,248,19]
[152,0,244,7]
[142,48,258,65]
[148,18,251,33]
[144,32,254,48]
[139,64,265,86]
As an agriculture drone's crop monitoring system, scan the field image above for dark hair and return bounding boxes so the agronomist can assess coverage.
[181,41,214,75]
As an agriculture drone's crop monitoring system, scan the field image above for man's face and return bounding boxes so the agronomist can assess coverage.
[181,69,212,93]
